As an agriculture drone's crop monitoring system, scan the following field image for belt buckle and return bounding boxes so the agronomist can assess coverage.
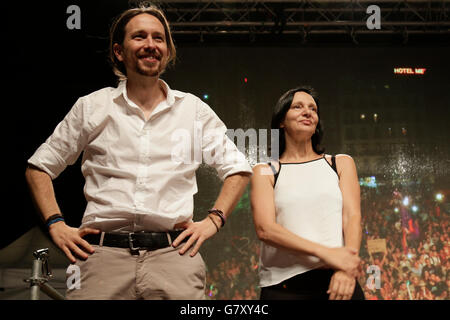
[128,233,140,252]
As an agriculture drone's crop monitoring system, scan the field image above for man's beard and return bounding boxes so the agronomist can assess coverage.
[135,63,164,77]
[135,55,167,77]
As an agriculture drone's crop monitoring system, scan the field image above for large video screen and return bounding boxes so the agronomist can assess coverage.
[165,45,449,300]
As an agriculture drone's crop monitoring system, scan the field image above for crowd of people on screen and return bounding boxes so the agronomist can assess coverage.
[204,187,449,300]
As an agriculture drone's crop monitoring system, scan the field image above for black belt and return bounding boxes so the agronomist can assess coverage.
[83,230,185,251]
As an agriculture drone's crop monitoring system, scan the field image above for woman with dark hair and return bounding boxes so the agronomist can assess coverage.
[251,86,365,300]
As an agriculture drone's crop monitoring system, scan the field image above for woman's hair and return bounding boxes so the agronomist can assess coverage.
[271,86,325,157]
[108,4,177,80]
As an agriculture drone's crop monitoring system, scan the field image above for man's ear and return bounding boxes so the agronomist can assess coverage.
[113,43,124,62]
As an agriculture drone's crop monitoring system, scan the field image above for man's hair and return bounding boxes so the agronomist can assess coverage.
[271,86,325,156]
[108,4,177,80]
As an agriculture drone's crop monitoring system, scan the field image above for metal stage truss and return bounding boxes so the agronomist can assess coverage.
[139,0,450,43]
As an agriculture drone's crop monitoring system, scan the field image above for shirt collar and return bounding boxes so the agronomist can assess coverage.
[112,79,186,107]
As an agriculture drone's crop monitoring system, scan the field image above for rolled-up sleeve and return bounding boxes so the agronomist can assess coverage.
[28,98,89,179]
[196,100,252,180]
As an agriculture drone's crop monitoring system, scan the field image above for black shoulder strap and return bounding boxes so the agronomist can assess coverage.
[331,155,337,174]
[268,161,281,187]
[268,162,277,176]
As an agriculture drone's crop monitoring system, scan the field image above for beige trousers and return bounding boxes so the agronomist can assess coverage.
[65,244,206,300]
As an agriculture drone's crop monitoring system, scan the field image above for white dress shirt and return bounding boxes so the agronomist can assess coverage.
[28,80,252,232]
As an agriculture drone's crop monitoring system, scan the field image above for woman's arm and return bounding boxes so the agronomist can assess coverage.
[327,155,363,300]
[250,164,361,277]
[337,154,362,253]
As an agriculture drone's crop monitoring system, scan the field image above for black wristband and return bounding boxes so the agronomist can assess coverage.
[45,214,64,228]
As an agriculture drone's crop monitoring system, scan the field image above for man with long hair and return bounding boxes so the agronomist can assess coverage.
[25,4,251,299]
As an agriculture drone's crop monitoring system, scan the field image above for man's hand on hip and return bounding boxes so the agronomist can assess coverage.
[48,221,100,264]
[172,217,218,257]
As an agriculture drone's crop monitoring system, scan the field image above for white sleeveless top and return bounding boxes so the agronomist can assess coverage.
[258,156,344,287]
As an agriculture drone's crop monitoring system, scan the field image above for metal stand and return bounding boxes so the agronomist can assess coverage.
[24,248,65,300]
